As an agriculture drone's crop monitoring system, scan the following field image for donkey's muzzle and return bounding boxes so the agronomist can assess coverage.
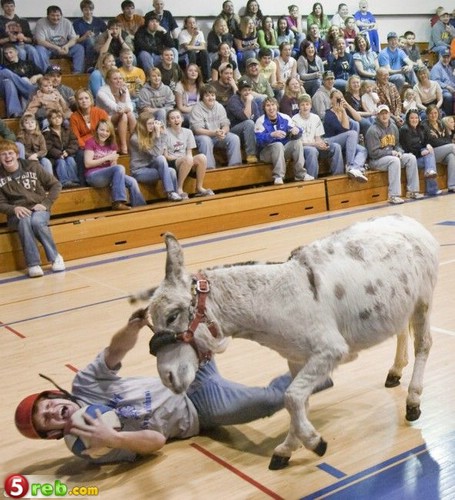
[149,332,179,356]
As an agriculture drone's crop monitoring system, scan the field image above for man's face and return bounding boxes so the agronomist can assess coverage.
[440,13,450,24]
[223,1,234,14]
[153,0,164,12]
[246,62,259,76]
[260,55,272,66]
[148,19,160,32]
[120,53,134,67]
[202,92,216,108]
[220,68,233,84]
[442,55,451,65]
[122,5,135,18]
[309,24,320,38]
[161,49,174,64]
[239,87,252,99]
[376,70,389,84]
[47,10,62,25]
[2,2,15,16]
[299,100,312,115]
[81,6,93,18]
[264,100,278,119]
[388,36,398,49]
[377,110,390,126]
[323,77,334,90]
[33,398,80,435]
[0,149,19,172]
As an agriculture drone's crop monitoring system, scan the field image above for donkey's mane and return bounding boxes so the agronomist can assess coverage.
[205,260,283,271]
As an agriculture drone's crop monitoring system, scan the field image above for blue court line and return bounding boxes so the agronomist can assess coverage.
[437,220,455,225]
[0,204,392,286]
[317,463,347,479]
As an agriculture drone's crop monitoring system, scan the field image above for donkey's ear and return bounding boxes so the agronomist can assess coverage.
[164,233,185,282]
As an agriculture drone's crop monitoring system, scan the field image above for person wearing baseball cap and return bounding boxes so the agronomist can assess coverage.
[429,9,455,55]
[430,49,455,116]
[378,31,416,91]
[311,70,335,120]
[244,56,274,105]
[365,103,423,204]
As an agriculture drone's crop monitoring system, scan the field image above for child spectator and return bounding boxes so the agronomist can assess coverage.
[16,113,53,175]
[84,119,146,210]
[360,80,380,115]
[44,110,80,188]
[25,75,71,129]
[118,48,146,112]
[353,0,379,53]
[402,88,420,113]
[403,31,424,67]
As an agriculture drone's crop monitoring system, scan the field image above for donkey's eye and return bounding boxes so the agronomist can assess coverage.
[167,312,179,325]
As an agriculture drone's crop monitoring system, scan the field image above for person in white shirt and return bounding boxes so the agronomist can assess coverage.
[178,16,211,82]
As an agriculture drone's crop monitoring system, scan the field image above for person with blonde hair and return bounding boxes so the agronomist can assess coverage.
[89,52,117,98]
[137,67,175,122]
[129,112,182,201]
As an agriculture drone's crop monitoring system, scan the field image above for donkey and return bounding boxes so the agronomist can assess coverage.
[139,214,439,470]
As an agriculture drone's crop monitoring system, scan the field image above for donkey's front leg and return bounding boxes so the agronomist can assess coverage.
[269,366,329,470]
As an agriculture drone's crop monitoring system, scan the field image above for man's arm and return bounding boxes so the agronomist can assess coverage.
[104,309,152,369]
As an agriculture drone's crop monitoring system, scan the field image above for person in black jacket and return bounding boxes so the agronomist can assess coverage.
[134,13,177,74]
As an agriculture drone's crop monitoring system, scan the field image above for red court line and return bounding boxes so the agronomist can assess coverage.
[0,321,26,338]
[190,443,284,500]
[65,364,79,373]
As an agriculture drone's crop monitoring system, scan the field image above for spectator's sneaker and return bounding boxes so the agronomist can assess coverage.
[428,190,442,196]
[424,169,437,178]
[448,187,455,193]
[406,191,425,199]
[112,201,131,210]
[195,189,215,197]
[28,265,44,278]
[347,169,368,183]
[303,173,315,181]
[388,196,405,205]
[52,254,65,272]
[246,155,259,163]
[167,192,183,201]
[274,177,284,185]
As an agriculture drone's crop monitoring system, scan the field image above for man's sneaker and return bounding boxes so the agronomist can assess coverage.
[167,192,183,201]
[428,189,442,196]
[52,254,65,272]
[274,177,284,185]
[424,169,437,178]
[388,196,405,205]
[246,154,259,164]
[303,173,315,181]
[28,265,44,278]
[347,169,368,183]
[448,187,455,193]
[406,191,425,199]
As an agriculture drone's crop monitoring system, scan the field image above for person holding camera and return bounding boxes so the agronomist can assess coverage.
[326,37,355,92]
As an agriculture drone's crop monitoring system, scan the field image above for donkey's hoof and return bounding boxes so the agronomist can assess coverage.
[269,454,290,470]
[385,373,401,388]
[406,405,421,421]
[313,438,327,457]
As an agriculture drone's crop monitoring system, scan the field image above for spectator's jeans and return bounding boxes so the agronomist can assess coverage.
[86,165,146,206]
[326,131,367,171]
[44,44,85,74]
[54,157,80,186]
[369,153,419,196]
[259,140,306,179]
[230,120,257,156]
[195,133,242,169]
[131,156,178,193]
[138,49,178,73]
[433,143,455,189]
[16,43,49,73]
[0,69,36,117]
[7,210,58,267]
[304,142,344,178]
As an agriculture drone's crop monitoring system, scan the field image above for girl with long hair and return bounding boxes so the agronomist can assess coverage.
[175,63,204,126]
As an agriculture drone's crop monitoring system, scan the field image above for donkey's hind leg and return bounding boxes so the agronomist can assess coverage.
[385,328,409,388]
[406,301,433,421]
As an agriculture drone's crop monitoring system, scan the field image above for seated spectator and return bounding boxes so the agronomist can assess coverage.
[257,16,279,58]
[115,0,144,38]
[243,56,274,105]
[178,16,211,82]
[402,30,424,68]
[34,6,84,74]
[344,74,375,135]
[325,25,344,52]
[327,37,354,91]
[0,140,64,278]
[89,52,117,98]
[207,17,235,64]
[46,64,76,111]
[431,6,445,27]
[399,109,441,196]
[297,40,324,97]
[323,88,368,182]
[254,96,312,184]
[225,78,260,164]
[422,104,455,192]
[212,63,237,106]
[189,84,242,169]
[360,79,380,116]
[365,104,422,204]
[95,19,134,67]
[275,42,297,89]
[279,76,303,117]
[156,46,182,91]
[137,68,175,121]
[218,0,240,35]
[312,70,335,120]
[375,67,404,127]
[292,93,344,178]
[211,41,240,81]
[146,0,179,46]
[402,88,420,114]
[174,63,203,126]
[430,49,455,116]
[442,115,455,141]
[72,0,107,70]
[244,0,263,30]
[331,3,350,29]
[0,43,40,117]
[96,68,136,155]
[0,0,49,72]
[134,12,177,74]
[84,119,146,210]
[378,32,416,91]
[44,109,80,188]
[26,75,71,129]
[353,0,379,53]
[118,47,146,110]
[165,109,214,197]
[429,10,455,55]
[0,117,24,157]
[284,5,303,52]
[306,2,330,39]
[343,16,358,52]
[258,47,282,99]
[413,66,443,113]
[276,17,296,57]
[16,113,53,175]
[234,16,259,70]
[304,24,331,64]
[129,111,181,201]
[352,34,378,80]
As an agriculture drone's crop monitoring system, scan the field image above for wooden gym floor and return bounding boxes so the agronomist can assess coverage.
[1,194,455,500]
